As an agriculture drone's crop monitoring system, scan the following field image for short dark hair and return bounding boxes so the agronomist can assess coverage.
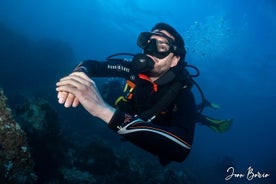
[151,23,186,59]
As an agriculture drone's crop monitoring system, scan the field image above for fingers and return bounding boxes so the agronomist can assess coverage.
[64,93,77,108]
[72,97,80,107]
[56,72,94,108]
[57,91,78,108]
[70,72,91,81]
[59,72,92,86]
[57,91,67,103]
[57,72,90,108]
[57,74,93,91]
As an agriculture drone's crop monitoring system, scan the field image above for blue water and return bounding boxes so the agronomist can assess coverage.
[0,0,275,183]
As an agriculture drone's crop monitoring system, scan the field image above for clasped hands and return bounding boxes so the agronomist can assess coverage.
[56,72,115,123]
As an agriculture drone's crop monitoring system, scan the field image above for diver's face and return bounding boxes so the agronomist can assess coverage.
[147,30,180,78]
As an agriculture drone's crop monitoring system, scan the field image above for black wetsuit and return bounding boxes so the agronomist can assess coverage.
[75,59,197,163]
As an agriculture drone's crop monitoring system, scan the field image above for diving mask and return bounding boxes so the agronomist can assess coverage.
[137,31,177,59]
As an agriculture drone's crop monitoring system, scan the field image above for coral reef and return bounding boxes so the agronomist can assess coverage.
[15,98,61,135]
[60,136,192,184]
[15,97,66,183]
[61,167,96,184]
[0,88,36,183]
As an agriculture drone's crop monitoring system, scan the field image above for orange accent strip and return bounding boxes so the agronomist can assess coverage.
[126,80,136,88]
[129,125,191,148]
[127,93,133,100]
[138,74,158,92]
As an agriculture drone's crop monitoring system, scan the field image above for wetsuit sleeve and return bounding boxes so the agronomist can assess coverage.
[73,59,133,79]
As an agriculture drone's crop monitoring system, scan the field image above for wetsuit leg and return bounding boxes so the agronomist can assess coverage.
[109,114,192,162]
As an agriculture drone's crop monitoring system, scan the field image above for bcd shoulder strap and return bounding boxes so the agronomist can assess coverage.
[139,70,191,121]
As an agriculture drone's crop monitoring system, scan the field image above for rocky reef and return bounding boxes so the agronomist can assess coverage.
[15,97,67,183]
[0,88,36,183]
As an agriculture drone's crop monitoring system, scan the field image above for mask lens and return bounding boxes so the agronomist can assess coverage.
[137,32,151,49]
[155,39,170,53]
[137,32,174,59]
[143,39,170,58]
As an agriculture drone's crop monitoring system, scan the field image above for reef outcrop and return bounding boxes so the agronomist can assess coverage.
[0,88,36,183]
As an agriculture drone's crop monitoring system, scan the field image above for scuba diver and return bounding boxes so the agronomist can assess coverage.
[56,23,233,165]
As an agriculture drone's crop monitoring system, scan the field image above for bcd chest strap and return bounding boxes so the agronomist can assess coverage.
[115,69,191,122]
[115,73,157,107]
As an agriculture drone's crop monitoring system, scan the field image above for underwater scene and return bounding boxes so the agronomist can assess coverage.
[0,0,275,183]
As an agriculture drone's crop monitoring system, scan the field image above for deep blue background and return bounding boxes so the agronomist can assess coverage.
[1,0,275,183]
